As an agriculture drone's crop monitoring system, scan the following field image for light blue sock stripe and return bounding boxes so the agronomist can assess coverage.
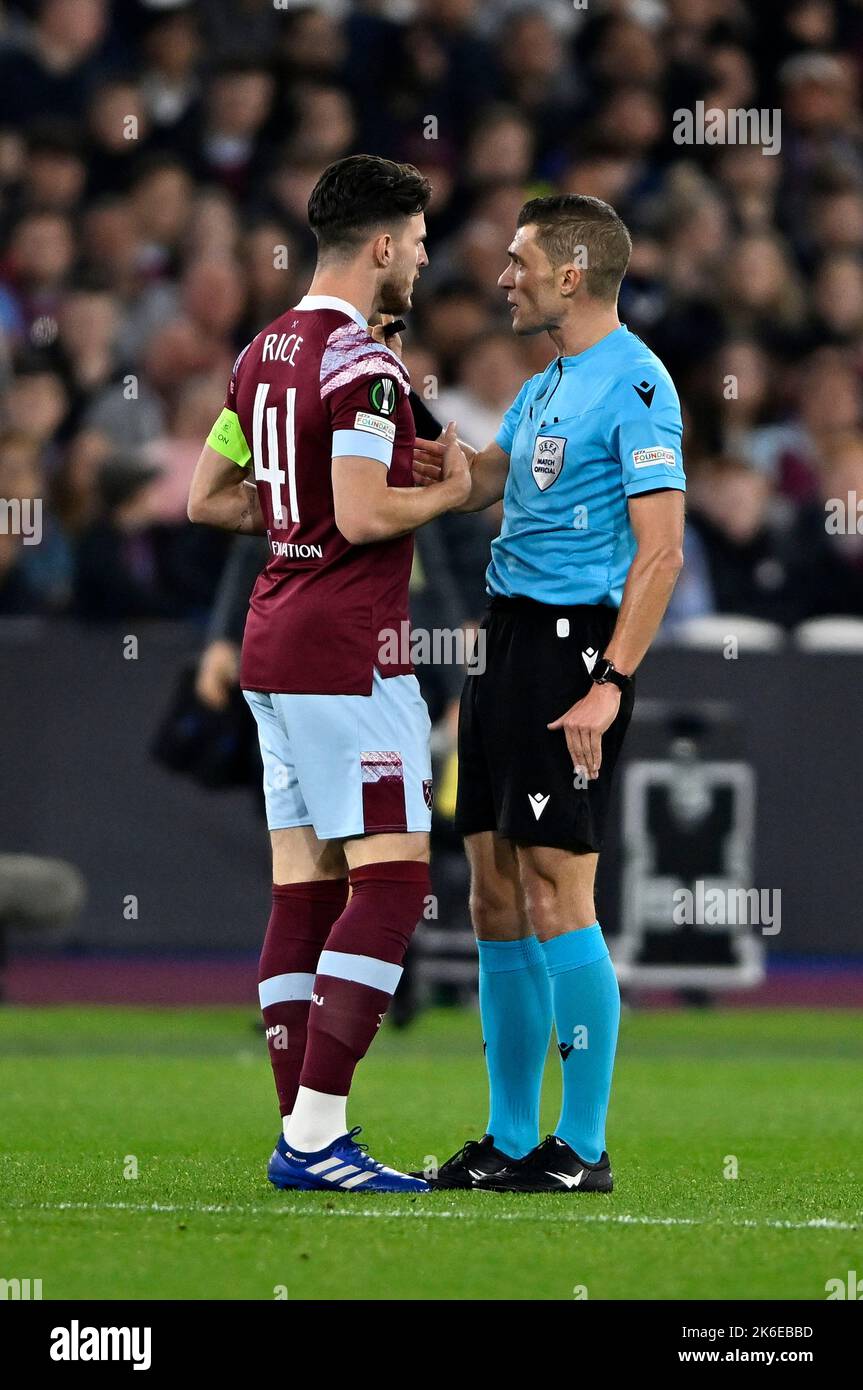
[259,972,315,1007]
[541,922,608,975]
[317,949,402,994]
[476,935,544,972]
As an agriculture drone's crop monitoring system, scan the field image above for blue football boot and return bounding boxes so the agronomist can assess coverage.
[268,1126,430,1193]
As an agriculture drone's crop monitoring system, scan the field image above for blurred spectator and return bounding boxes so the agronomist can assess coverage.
[12,120,88,218]
[192,61,274,196]
[686,457,798,624]
[748,347,862,499]
[437,331,528,449]
[787,431,863,617]
[0,0,109,129]
[85,76,151,198]
[0,210,75,341]
[139,6,203,142]
[73,455,170,621]
[3,353,69,449]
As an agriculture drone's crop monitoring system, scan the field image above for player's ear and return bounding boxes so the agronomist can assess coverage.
[372,232,392,267]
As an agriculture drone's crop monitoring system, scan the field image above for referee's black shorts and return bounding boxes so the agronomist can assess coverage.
[455,595,635,853]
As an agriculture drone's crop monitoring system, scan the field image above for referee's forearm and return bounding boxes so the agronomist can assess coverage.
[453,449,509,514]
[603,545,683,675]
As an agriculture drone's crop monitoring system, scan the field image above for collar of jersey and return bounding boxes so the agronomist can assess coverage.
[556,323,628,370]
[294,294,368,330]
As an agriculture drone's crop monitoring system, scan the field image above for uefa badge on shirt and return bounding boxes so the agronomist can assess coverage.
[531,434,566,491]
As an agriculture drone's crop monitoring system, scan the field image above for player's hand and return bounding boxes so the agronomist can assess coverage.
[369,313,402,358]
[547,682,621,781]
[195,639,240,711]
[413,432,445,486]
[439,420,472,507]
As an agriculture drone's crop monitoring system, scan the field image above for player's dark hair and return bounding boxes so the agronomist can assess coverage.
[517,193,632,303]
[308,155,431,259]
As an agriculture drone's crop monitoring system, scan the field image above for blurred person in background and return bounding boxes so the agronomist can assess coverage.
[281,82,356,169]
[685,455,798,624]
[85,75,151,199]
[8,119,88,220]
[0,429,68,614]
[416,280,492,379]
[138,4,203,145]
[496,6,582,168]
[436,330,528,449]
[809,252,863,347]
[190,60,274,196]
[239,220,304,339]
[55,276,121,423]
[788,430,863,617]
[463,105,535,195]
[748,347,861,500]
[721,231,809,357]
[0,0,109,129]
[127,155,194,281]
[73,454,169,621]
[0,209,75,341]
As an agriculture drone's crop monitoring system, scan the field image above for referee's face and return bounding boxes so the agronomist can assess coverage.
[498,224,561,336]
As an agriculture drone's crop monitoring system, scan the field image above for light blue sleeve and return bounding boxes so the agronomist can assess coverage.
[494,380,531,456]
[608,373,686,497]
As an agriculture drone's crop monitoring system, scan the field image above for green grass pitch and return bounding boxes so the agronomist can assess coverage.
[0,1005,860,1301]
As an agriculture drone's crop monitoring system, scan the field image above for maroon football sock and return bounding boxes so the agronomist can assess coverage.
[299,861,430,1096]
[258,878,349,1117]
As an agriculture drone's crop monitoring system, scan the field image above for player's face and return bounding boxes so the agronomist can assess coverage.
[498,225,562,336]
[377,213,428,315]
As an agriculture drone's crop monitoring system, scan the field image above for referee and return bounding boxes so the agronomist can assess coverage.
[412,195,685,1193]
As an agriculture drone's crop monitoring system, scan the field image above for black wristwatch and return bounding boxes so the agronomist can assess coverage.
[590,657,632,692]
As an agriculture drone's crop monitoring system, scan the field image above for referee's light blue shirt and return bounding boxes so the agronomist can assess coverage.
[487,325,685,608]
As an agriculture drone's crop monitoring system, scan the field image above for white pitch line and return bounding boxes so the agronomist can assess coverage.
[4,1201,860,1233]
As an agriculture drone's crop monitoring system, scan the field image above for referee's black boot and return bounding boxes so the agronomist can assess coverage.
[483,1134,613,1193]
[410,1134,518,1189]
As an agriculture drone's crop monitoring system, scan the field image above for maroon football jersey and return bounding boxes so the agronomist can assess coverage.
[222,295,416,695]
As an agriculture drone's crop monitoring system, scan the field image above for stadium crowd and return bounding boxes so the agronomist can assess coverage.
[2,0,863,632]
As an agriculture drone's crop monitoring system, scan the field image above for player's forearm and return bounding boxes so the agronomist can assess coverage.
[189,469,266,535]
[603,543,684,675]
[343,477,466,544]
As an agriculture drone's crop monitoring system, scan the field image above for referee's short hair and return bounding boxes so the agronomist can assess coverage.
[517,194,632,303]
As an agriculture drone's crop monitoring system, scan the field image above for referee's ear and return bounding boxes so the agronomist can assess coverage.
[559,262,584,298]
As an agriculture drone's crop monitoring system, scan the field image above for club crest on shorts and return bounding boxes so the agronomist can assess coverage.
[531,434,566,491]
[423,778,434,811]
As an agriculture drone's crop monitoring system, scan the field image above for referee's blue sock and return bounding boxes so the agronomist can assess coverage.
[542,924,620,1164]
[477,936,552,1159]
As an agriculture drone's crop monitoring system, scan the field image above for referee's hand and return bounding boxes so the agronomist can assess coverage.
[547,684,621,781]
[413,433,445,486]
